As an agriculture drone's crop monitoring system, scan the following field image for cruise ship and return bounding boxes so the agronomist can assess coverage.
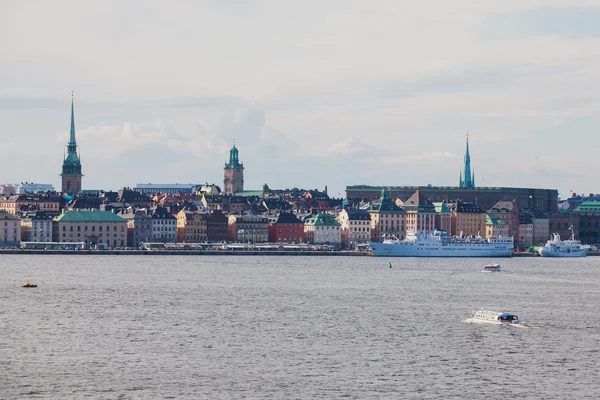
[369,230,514,257]
[538,229,589,257]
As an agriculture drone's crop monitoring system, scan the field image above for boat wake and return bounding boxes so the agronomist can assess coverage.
[464,318,530,328]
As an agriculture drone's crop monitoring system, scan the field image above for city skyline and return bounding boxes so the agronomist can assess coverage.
[2,1,600,198]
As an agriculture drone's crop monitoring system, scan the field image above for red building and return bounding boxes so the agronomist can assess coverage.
[268,212,305,243]
[207,209,229,242]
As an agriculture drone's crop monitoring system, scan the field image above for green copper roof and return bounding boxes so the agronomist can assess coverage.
[54,210,127,223]
[225,142,244,169]
[304,212,341,227]
[235,190,263,197]
[575,201,600,212]
[433,202,450,213]
[486,213,505,225]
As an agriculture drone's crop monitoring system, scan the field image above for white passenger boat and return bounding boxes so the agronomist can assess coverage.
[482,264,501,272]
[369,230,514,257]
[538,227,589,258]
[472,309,519,325]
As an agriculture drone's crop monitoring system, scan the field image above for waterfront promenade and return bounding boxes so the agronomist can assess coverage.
[2,249,594,256]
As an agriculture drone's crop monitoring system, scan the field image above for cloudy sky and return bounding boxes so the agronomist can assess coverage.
[1,0,599,199]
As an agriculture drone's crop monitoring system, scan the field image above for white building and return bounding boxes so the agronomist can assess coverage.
[135,183,200,195]
[16,182,55,194]
[304,212,342,247]
[21,212,53,242]
[150,206,177,242]
[338,208,371,249]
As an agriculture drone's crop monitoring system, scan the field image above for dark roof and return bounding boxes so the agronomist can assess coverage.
[344,208,372,220]
[0,211,20,220]
[150,205,177,220]
[403,190,436,213]
[447,200,485,213]
[274,212,303,224]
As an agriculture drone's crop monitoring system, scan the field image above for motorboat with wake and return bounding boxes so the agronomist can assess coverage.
[471,309,519,325]
[482,264,501,272]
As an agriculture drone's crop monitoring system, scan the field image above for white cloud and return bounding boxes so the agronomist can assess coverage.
[1,2,600,197]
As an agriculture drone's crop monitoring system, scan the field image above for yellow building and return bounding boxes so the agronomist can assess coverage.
[54,210,127,248]
[448,200,486,237]
[176,210,208,243]
[368,189,406,241]
[486,214,509,239]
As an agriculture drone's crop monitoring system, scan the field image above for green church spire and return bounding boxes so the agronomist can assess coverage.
[61,93,82,176]
[460,133,474,188]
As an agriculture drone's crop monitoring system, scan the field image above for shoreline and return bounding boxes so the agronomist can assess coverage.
[3,249,596,256]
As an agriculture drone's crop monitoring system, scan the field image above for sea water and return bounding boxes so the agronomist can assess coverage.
[1,255,599,399]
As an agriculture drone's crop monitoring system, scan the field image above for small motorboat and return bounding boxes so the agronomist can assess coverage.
[472,309,519,325]
[482,263,501,272]
[21,281,37,288]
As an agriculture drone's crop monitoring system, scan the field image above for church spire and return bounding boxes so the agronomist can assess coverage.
[68,91,77,152]
[460,133,474,188]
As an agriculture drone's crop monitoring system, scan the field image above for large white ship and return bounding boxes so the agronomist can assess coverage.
[538,229,589,257]
[369,230,514,257]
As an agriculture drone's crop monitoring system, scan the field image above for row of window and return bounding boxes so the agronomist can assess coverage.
[62,225,125,232]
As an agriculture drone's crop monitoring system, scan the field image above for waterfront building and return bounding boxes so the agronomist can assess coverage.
[223,142,244,195]
[532,216,550,245]
[176,210,208,243]
[54,210,127,248]
[228,214,269,243]
[135,183,200,195]
[268,212,305,243]
[518,214,534,248]
[0,194,62,216]
[20,211,53,243]
[118,210,152,248]
[403,190,436,233]
[547,210,580,241]
[572,202,600,244]
[304,212,341,247]
[207,210,229,242]
[487,200,520,245]
[433,202,452,233]
[149,206,177,242]
[346,185,558,214]
[338,208,371,249]
[60,95,83,195]
[447,200,486,237]
[459,135,475,188]
[1,211,21,247]
[368,188,406,241]
[485,214,510,239]
[15,183,55,194]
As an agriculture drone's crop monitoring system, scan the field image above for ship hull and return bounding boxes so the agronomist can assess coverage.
[369,242,513,257]
[538,248,588,257]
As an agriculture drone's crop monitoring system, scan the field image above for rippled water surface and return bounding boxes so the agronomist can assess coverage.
[1,255,600,399]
